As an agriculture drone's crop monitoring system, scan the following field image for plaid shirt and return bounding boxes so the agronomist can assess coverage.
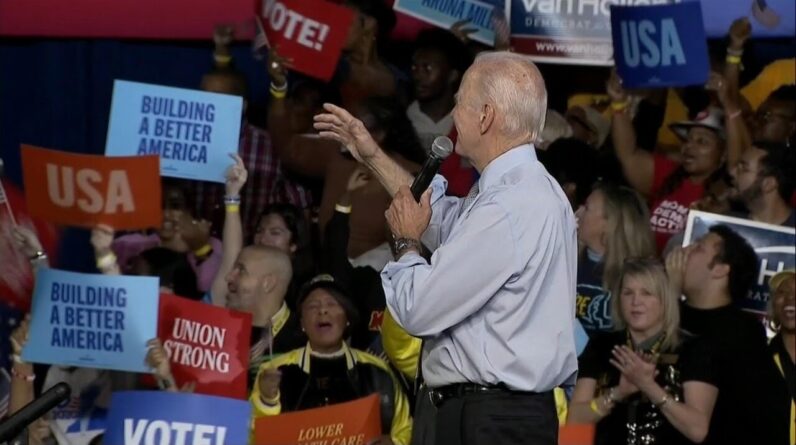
[193,122,311,237]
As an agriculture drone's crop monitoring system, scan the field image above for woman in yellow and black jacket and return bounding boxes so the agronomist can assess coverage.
[250,275,412,445]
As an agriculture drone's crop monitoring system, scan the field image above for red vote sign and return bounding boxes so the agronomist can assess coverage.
[261,0,356,81]
[158,294,252,399]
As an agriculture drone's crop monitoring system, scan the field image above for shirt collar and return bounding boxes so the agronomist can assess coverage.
[478,144,537,193]
[270,303,290,338]
[298,342,356,374]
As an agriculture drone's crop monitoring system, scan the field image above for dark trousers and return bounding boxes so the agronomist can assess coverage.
[411,385,437,445]
[434,390,558,445]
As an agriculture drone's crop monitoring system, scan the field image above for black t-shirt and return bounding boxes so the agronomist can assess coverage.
[680,303,791,445]
[576,252,613,334]
[578,330,716,445]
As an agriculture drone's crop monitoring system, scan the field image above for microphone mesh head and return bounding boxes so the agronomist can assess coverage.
[431,136,454,159]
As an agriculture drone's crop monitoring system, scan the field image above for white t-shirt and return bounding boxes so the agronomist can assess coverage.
[43,367,112,445]
[406,101,454,150]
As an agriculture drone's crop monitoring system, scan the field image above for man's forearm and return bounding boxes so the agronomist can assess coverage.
[365,150,414,198]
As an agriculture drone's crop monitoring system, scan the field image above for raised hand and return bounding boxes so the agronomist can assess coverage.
[225,153,248,197]
[606,69,629,103]
[90,224,115,258]
[267,46,294,88]
[314,104,382,163]
[450,20,477,44]
[146,338,174,385]
[665,246,689,296]
[728,17,752,51]
[11,226,43,258]
[175,213,212,253]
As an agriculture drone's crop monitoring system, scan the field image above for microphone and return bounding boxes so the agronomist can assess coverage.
[0,382,71,443]
[410,136,454,201]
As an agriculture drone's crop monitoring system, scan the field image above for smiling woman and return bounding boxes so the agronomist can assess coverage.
[568,258,720,445]
[249,274,412,445]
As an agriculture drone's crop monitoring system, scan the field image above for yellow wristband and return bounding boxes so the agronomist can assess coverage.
[96,253,117,270]
[270,89,286,99]
[335,204,352,214]
[611,100,629,112]
[193,244,212,258]
[726,55,742,65]
[261,390,280,406]
[225,204,239,213]
[590,399,605,416]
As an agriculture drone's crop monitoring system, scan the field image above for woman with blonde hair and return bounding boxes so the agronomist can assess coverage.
[576,182,656,334]
[569,258,719,445]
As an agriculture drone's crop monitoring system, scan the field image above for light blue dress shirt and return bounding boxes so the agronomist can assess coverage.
[382,145,579,392]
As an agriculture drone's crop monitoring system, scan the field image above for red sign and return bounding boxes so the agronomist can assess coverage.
[158,294,252,399]
[255,394,381,445]
[0,0,255,39]
[21,145,162,230]
[261,0,355,81]
[0,180,59,311]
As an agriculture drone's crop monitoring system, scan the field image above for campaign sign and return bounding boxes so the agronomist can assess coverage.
[158,294,252,399]
[683,210,795,316]
[105,80,242,184]
[394,0,500,46]
[261,0,356,81]
[104,391,251,445]
[611,2,709,88]
[255,394,381,445]
[22,268,159,373]
[21,145,161,230]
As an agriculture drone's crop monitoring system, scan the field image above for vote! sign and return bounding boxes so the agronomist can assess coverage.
[261,0,356,81]
[254,394,381,445]
[683,210,795,318]
[610,2,709,89]
[105,80,242,184]
[21,145,161,230]
[22,268,159,373]
[104,391,250,445]
[158,293,252,399]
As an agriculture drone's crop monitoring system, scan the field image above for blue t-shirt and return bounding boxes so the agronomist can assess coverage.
[576,249,614,333]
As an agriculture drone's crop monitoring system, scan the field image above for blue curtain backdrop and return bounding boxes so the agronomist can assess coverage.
[0,39,269,272]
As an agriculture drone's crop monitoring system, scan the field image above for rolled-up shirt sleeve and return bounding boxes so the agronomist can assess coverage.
[382,200,516,337]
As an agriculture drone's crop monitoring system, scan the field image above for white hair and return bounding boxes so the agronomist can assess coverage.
[469,51,548,142]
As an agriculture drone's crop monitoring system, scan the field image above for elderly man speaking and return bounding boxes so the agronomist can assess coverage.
[314,51,577,445]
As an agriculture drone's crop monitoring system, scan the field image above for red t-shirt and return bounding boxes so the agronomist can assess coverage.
[649,155,704,253]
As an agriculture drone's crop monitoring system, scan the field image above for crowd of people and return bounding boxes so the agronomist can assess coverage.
[2,1,795,444]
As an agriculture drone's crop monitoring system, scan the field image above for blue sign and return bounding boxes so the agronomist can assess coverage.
[105,80,242,184]
[22,268,159,373]
[611,2,709,88]
[395,0,504,45]
[683,211,795,315]
[104,391,251,445]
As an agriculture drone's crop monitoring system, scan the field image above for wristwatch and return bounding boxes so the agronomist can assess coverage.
[393,237,421,256]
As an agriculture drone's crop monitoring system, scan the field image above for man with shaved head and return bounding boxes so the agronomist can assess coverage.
[315,52,576,445]
[223,245,305,381]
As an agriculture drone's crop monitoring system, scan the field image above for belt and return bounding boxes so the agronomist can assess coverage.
[428,383,541,407]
